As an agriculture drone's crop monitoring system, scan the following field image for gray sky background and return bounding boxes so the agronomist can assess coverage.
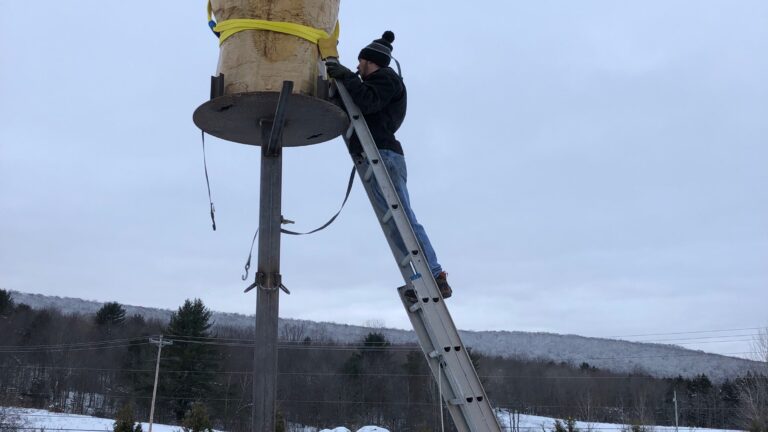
[1,1,766,358]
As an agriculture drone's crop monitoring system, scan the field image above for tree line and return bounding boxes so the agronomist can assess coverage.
[0,289,765,432]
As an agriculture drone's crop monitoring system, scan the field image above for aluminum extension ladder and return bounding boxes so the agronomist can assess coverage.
[333,79,503,432]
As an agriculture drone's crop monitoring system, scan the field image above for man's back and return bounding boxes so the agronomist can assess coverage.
[339,67,407,155]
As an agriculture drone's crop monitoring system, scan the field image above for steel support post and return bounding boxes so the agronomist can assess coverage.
[251,81,292,432]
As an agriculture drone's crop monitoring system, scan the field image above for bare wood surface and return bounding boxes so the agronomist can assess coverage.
[211,0,340,96]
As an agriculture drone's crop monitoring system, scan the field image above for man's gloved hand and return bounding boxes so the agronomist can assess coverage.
[325,61,355,80]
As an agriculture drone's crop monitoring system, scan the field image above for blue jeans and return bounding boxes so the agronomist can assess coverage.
[370,150,443,277]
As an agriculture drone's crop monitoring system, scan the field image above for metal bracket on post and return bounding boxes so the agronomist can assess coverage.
[210,74,224,100]
[264,80,293,157]
[243,81,294,296]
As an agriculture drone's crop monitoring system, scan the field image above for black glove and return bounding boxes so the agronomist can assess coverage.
[325,61,355,80]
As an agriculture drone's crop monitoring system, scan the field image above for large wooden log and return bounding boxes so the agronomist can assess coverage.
[212,0,340,95]
[193,0,347,146]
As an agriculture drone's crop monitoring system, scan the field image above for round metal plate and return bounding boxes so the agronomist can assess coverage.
[193,92,349,146]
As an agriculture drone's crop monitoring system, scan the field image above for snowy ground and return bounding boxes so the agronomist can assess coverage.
[1,407,744,432]
[1,408,193,432]
[0,408,384,432]
[495,410,744,432]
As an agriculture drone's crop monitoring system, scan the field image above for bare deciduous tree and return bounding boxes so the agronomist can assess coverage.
[738,328,768,432]
[280,322,307,343]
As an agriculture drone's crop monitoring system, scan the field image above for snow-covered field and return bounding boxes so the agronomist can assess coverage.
[1,408,182,432]
[1,407,744,432]
[0,408,385,432]
[495,410,744,432]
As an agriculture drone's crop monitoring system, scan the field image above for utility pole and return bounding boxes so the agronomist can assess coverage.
[148,335,173,432]
[673,390,679,432]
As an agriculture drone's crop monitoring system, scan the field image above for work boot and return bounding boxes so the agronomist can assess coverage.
[436,272,452,299]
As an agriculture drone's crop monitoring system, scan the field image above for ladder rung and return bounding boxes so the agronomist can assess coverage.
[399,253,412,267]
[449,398,464,406]
[363,164,374,182]
[381,209,393,223]
[345,123,355,140]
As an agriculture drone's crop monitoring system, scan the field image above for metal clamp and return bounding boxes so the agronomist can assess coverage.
[244,272,282,293]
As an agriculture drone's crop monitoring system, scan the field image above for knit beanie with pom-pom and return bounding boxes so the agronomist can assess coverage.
[358,31,395,67]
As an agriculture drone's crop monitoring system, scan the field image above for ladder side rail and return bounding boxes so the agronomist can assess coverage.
[398,286,477,432]
[348,145,501,432]
[335,80,502,432]
[335,82,469,345]
[424,286,499,408]
[349,154,486,432]
[335,82,466,368]
[402,277,501,432]
[349,155,419,283]
[334,84,434,281]
[334,80,487,389]
[351,152,480,432]
[350,153,479,432]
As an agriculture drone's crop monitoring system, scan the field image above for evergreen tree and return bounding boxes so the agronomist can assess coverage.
[341,332,396,425]
[0,289,14,317]
[553,419,567,432]
[275,410,286,432]
[121,338,155,399]
[113,404,143,432]
[95,302,127,326]
[163,299,219,421]
[360,332,391,364]
[401,350,431,430]
[565,417,579,432]
[181,402,213,432]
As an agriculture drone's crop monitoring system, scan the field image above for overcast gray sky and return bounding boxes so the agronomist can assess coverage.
[1,1,766,358]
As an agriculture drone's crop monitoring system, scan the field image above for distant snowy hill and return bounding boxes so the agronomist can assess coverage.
[9,291,760,381]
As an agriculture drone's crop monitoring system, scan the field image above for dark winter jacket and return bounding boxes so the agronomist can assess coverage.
[338,67,407,155]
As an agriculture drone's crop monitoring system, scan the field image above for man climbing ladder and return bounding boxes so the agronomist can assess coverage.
[326,31,503,432]
[325,31,453,299]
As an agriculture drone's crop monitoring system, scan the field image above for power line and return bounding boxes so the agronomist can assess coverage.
[605,326,764,339]
[0,330,758,354]
[664,339,756,346]
[0,342,760,359]
[631,334,760,343]
[0,342,151,354]
[0,364,764,380]
[0,337,147,351]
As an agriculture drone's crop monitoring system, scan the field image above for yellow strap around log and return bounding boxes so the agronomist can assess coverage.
[207,1,339,59]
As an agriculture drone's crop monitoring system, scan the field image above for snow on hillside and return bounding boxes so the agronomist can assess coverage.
[9,291,761,381]
[2,407,745,432]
